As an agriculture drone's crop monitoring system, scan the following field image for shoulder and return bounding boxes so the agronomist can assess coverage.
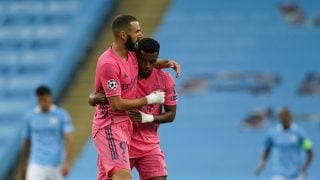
[155,69,175,82]
[292,124,306,136]
[98,49,119,67]
[128,51,138,65]
[128,51,137,58]
[54,106,70,117]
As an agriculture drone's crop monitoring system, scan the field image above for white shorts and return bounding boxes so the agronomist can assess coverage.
[26,163,64,180]
[271,174,305,180]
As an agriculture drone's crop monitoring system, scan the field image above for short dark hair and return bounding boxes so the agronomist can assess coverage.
[35,85,51,96]
[136,38,160,56]
[112,15,138,35]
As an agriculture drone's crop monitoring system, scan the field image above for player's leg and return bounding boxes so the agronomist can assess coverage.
[134,152,167,180]
[270,175,285,180]
[93,122,132,180]
[48,166,64,180]
[26,164,47,180]
[111,169,132,180]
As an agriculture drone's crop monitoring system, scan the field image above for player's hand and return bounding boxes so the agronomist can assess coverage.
[301,165,308,174]
[168,60,181,78]
[61,161,70,176]
[94,91,108,105]
[129,110,142,122]
[255,161,265,176]
[129,110,154,123]
[146,90,165,104]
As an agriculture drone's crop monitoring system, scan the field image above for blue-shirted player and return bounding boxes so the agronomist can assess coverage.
[19,85,74,180]
[255,108,313,180]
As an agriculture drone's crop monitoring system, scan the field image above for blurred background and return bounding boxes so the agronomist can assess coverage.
[0,0,319,179]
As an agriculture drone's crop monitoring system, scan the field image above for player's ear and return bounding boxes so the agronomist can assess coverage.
[119,31,127,40]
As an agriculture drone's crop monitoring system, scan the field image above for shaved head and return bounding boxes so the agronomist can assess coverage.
[112,15,138,35]
[278,107,292,129]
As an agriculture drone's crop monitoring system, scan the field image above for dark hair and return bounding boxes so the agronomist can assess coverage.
[35,85,51,96]
[112,15,138,34]
[136,38,160,56]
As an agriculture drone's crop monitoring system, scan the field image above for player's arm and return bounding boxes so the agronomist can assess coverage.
[256,132,274,176]
[108,95,147,111]
[155,60,181,77]
[128,105,176,124]
[19,139,30,180]
[61,111,74,177]
[255,147,271,176]
[97,63,164,112]
[301,139,313,174]
[61,132,72,176]
[88,91,164,111]
[154,105,176,123]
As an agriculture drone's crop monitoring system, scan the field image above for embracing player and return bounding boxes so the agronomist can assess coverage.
[90,38,177,180]
[92,15,179,180]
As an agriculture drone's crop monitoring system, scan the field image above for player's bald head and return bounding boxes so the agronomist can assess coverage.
[112,15,138,35]
[278,108,291,119]
[278,107,292,128]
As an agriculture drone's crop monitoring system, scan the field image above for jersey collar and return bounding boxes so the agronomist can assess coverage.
[34,105,56,113]
[276,123,297,131]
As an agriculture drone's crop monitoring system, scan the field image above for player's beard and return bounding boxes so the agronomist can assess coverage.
[125,35,138,51]
[139,69,152,78]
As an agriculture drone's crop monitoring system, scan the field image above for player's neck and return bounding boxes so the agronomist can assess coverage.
[40,106,51,113]
[112,42,128,60]
[282,124,290,130]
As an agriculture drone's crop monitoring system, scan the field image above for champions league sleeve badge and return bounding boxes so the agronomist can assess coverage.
[107,79,117,90]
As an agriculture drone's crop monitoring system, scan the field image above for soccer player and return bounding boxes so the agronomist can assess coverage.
[92,15,179,180]
[90,38,177,180]
[255,108,313,180]
[19,85,74,180]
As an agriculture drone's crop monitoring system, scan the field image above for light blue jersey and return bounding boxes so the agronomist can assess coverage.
[265,123,309,178]
[23,105,74,166]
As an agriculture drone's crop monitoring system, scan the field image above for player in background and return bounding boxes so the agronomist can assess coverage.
[90,38,177,180]
[19,85,74,180]
[255,108,313,180]
[92,15,180,180]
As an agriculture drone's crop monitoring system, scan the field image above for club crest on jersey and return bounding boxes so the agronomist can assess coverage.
[289,134,298,142]
[107,79,117,90]
[50,117,58,125]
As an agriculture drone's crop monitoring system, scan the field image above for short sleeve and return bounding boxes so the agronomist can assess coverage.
[164,73,177,106]
[61,110,74,133]
[98,62,121,97]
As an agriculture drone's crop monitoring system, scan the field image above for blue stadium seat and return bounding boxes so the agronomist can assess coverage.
[0,0,115,178]
[69,0,320,179]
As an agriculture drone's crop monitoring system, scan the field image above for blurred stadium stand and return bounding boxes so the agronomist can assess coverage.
[0,0,114,178]
[69,0,320,179]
